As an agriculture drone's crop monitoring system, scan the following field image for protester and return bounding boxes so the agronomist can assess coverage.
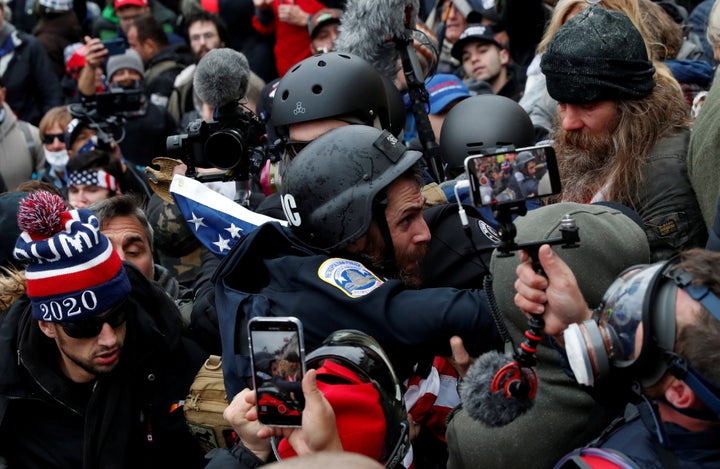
[127,13,193,108]
[251,0,326,77]
[0,4,63,125]
[76,47,178,167]
[540,5,706,261]
[0,77,44,191]
[0,190,206,468]
[307,8,342,55]
[688,0,720,231]
[516,246,720,467]
[451,23,525,100]
[206,331,409,468]
[445,203,651,469]
[66,149,125,209]
[36,106,73,195]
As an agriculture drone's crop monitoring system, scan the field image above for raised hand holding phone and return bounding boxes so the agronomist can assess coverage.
[248,317,306,427]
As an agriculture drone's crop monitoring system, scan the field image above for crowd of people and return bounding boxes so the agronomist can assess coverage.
[1,0,720,468]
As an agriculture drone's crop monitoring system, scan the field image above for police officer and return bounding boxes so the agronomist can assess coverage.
[213,125,575,399]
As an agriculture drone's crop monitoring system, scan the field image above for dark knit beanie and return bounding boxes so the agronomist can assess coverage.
[540,6,656,104]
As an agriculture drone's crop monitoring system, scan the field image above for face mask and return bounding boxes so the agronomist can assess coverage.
[44,148,69,172]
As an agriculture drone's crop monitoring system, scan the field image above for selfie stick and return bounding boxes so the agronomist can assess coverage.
[462,205,579,427]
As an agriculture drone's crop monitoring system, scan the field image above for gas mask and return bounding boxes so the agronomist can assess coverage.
[562,257,720,418]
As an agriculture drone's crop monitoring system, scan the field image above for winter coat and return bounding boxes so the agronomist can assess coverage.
[0,102,44,190]
[0,263,207,468]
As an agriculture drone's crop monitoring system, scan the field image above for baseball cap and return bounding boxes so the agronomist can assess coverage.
[307,8,342,39]
[451,24,502,61]
[425,73,471,114]
[114,0,148,8]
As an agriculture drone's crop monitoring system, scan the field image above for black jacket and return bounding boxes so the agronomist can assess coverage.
[634,129,707,261]
[1,26,63,125]
[0,264,207,468]
[213,222,502,399]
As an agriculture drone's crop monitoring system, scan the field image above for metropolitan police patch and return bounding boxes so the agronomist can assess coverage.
[318,258,383,298]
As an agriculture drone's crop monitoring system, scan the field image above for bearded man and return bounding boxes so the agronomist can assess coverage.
[541,5,706,261]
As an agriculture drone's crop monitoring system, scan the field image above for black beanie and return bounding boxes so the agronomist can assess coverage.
[540,6,656,104]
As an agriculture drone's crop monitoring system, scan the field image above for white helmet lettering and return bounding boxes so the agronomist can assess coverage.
[281,194,301,226]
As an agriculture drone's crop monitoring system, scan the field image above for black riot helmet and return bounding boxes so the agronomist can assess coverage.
[304,330,410,468]
[280,125,422,251]
[439,95,536,172]
[271,52,404,138]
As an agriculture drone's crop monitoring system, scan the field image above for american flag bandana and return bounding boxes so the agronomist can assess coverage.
[68,169,120,192]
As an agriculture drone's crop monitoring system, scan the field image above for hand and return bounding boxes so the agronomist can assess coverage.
[277,4,310,27]
[83,36,108,69]
[256,369,342,455]
[447,336,474,378]
[225,389,271,461]
[514,244,591,339]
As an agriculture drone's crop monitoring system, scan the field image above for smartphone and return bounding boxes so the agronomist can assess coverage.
[464,144,562,207]
[102,37,127,56]
[248,317,306,427]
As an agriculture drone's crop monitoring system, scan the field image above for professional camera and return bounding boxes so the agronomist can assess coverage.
[165,102,269,181]
[68,88,145,146]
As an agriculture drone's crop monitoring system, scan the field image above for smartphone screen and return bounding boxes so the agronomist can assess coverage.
[464,144,562,207]
[248,317,305,427]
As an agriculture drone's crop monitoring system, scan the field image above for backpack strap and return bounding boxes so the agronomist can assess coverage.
[17,120,37,159]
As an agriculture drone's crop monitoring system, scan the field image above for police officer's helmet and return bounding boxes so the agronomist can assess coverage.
[271,52,404,138]
[439,94,535,170]
[280,125,422,251]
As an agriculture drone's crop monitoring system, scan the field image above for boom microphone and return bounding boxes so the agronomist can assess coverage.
[194,48,251,109]
[334,0,419,80]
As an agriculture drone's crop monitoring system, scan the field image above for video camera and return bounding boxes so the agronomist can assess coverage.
[165,102,274,181]
[68,88,145,146]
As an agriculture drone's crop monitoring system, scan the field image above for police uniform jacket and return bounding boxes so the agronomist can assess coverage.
[214,222,502,398]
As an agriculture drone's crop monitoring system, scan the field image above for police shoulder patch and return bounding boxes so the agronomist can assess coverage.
[318,258,384,298]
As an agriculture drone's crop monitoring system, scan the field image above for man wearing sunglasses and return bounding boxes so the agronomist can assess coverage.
[516,246,720,467]
[0,190,207,468]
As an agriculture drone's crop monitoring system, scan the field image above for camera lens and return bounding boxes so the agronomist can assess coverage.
[205,129,246,170]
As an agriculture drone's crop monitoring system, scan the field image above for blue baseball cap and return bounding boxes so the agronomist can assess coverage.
[425,74,471,114]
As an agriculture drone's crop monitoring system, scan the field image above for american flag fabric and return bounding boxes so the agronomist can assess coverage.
[170,175,286,257]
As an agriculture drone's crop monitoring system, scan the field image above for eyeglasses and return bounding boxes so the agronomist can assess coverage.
[42,133,64,145]
[285,140,309,159]
[59,299,128,339]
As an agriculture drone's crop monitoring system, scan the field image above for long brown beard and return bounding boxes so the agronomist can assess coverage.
[554,128,616,203]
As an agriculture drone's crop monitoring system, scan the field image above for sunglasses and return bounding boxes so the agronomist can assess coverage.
[59,299,128,339]
[285,140,309,159]
[42,133,65,145]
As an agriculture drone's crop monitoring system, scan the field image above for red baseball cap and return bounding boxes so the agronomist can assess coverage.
[114,0,148,8]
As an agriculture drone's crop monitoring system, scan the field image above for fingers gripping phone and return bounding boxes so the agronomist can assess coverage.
[248,317,306,427]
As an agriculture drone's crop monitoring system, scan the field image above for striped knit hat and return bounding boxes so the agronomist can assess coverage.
[13,191,130,322]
